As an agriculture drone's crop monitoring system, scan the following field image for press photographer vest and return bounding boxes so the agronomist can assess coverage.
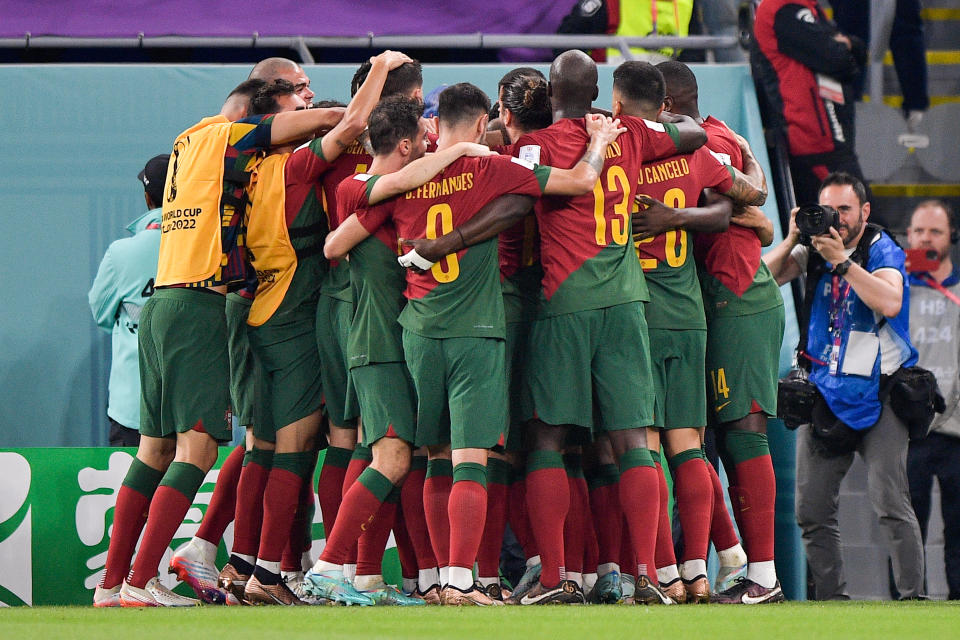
[156,116,254,287]
[245,154,298,326]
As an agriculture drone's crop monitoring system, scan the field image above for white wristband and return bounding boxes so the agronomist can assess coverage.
[398,248,435,270]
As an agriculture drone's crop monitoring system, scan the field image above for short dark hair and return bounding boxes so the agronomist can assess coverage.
[351,59,423,98]
[612,61,666,110]
[499,70,552,132]
[367,95,423,156]
[312,99,347,109]
[819,171,868,206]
[438,83,490,128]
[914,199,958,233]
[655,60,698,96]
[226,78,267,113]
[249,79,296,115]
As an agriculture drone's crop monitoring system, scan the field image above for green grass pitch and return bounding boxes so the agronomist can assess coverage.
[2,602,959,639]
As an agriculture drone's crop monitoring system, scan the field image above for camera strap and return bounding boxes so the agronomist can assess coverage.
[919,274,960,308]
[796,223,883,371]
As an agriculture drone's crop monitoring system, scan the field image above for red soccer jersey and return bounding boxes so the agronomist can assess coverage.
[693,116,763,298]
[513,115,680,316]
[319,139,372,299]
[361,154,548,339]
[635,146,734,329]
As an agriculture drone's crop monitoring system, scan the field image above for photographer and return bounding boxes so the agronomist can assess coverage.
[906,200,960,600]
[763,171,924,600]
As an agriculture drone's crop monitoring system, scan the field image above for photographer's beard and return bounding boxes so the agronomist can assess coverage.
[839,209,865,248]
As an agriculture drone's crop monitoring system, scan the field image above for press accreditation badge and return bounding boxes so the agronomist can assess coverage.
[829,337,841,376]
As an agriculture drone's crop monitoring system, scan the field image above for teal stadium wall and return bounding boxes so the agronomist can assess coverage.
[0,63,804,597]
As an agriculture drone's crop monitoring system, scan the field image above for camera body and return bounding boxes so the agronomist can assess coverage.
[796,204,840,246]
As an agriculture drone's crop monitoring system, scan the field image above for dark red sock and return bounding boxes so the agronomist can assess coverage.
[401,467,436,570]
[357,500,397,576]
[672,456,713,563]
[316,447,351,538]
[619,516,635,576]
[342,455,370,566]
[508,476,537,560]
[589,481,621,567]
[257,468,303,563]
[581,481,599,575]
[654,461,677,570]
[618,457,659,582]
[320,467,391,565]
[478,477,508,578]
[232,456,271,557]
[423,461,452,568]
[733,455,776,562]
[281,475,316,572]
[102,486,152,588]
[129,487,194,588]
[563,475,585,575]
[707,461,740,552]
[393,507,418,579]
[196,445,243,546]
[448,480,487,570]
[526,451,569,587]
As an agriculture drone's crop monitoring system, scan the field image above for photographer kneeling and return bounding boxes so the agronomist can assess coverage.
[764,172,924,600]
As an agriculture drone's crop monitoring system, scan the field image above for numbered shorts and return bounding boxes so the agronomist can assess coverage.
[403,331,508,450]
[505,319,535,451]
[139,289,232,442]
[249,305,324,436]
[528,301,655,433]
[705,304,784,423]
[648,328,707,429]
[316,294,359,428]
[352,362,417,447]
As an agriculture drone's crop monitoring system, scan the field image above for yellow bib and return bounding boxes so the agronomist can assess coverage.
[246,153,298,326]
[156,116,235,286]
[606,0,693,60]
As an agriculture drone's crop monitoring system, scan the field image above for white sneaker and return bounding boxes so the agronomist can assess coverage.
[169,539,229,604]
[93,584,122,608]
[120,577,201,607]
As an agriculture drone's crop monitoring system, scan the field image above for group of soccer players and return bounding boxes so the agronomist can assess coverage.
[94,47,786,608]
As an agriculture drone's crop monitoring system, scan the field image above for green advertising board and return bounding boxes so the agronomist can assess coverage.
[0,448,399,606]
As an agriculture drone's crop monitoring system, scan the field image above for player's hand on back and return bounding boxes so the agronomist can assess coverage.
[632,194,678,239]
[584,113,627,146]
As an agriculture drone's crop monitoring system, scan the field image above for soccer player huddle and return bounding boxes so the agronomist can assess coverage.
[95,48,785,608]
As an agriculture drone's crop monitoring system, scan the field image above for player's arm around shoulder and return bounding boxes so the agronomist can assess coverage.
[368,142,492,204]
[542,114,626,196]
[325,176,376,260]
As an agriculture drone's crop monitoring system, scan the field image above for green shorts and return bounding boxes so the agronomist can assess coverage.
[139,289,232,442]
[226,293,257,428]
[352,362,417,447]
[316,294,359,428]
[249,304,323,435]
[705,304,785,423]
[528,302,655,433]
[649,328,707,429]
[505,319,534,451]
[403,331,507,450]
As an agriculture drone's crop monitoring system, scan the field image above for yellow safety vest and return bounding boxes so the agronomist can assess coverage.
[606,0,694,60]
[246,153,298,326]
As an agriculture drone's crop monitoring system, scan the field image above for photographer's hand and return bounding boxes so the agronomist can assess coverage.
[762,206,804,285]
[810,227,847,265]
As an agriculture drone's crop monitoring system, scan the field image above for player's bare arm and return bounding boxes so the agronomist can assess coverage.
[632,190,734,239]
[324,213,370,260]
[368,142,492,204]
[271,106,346,144]
[320,50,413,161]
[400,194,537,265]
[731,205,775,246]
[658,111,708,153]
[542,114,626,195]
[723,133,767,206]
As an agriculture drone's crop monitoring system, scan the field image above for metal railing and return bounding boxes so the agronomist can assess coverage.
[0,33,740,64]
